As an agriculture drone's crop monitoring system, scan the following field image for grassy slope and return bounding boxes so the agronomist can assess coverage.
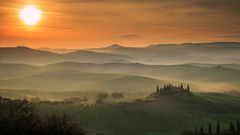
[63,50,131,63]
[47,62,240,82]
[37,93,240,135]
[47,62,240,91]
[0,63,239,96]
[0,68,164,98]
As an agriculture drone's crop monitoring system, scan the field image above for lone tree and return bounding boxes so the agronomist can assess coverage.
[156,86,160,92]
[187,84,190,93]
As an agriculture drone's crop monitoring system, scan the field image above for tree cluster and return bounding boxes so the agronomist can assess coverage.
[183,121,240,135]
[111,92,124,99]
[151,84,191,98]
[64,97,88,104]
[95,92,124,104]
[0,96,85,135]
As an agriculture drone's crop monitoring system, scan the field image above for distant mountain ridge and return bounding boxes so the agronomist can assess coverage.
[0,42,240,65]
[0,46,63,65]
[87,42,240,65]
[0,46,130,65]
[89,42,240,49]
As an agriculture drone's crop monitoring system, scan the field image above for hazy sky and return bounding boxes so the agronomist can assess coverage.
[0,0,240,48]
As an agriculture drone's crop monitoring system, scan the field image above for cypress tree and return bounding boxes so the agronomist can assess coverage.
[237,120,240,131]
[180,84,183,89]
[156,86,159,92]
[208,123,212,135]
[232,123,236,131]
[229,122,232,131]
[216,122,220,134]
[200,126,204,134]
[187,85,190,93]
[160,88,163,94]
[229,122,235,132]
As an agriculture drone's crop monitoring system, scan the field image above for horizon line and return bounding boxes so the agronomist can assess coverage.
[1,41,240,50]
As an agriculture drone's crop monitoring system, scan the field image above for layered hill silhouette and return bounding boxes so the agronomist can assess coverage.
[88,42,240,65]
[0,62,239,96]
[0,42,240,65]
[0,46,130,65]
[0,42,239,97]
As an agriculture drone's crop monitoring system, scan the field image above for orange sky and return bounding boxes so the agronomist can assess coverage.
[0,0,240,48]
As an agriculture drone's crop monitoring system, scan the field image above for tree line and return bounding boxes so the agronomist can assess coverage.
[96,92,124,104]
[183,121,240,135]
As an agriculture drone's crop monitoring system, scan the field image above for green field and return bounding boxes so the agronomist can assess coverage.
[37,93,240,135]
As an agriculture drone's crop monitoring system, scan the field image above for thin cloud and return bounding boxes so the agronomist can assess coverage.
[120,34,139,39]
[213,35,240,39]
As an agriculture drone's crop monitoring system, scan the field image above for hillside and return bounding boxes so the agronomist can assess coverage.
[47,62,240,91]
[0,46,64,65]
[0,67,163,94]
[0,62,239,96]
[0,46,131,65]
[1,42,240,65]
[63,50,131,63]
[37,93,240,135]
[88,42,240,64]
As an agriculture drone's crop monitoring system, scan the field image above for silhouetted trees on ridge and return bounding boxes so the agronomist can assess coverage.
[183,121,240,135]
[95,92,124,104]
[151,83,192,98]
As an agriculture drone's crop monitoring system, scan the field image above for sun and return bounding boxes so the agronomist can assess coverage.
[20,5,42,26]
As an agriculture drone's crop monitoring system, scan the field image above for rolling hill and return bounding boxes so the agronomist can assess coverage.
[62,50,131,63]
[0,46,64,65]
[1,42,239,65]
[0,46,131,65]
[0,62,239,98]
[46,62,240,91]
[37,93,240,135]
[88,42,240,65]
[0,66,164,95]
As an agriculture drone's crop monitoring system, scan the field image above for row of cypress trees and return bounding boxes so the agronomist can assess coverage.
[183,121,240,135]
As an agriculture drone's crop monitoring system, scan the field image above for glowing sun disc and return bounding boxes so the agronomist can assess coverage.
[20,5,41,26]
